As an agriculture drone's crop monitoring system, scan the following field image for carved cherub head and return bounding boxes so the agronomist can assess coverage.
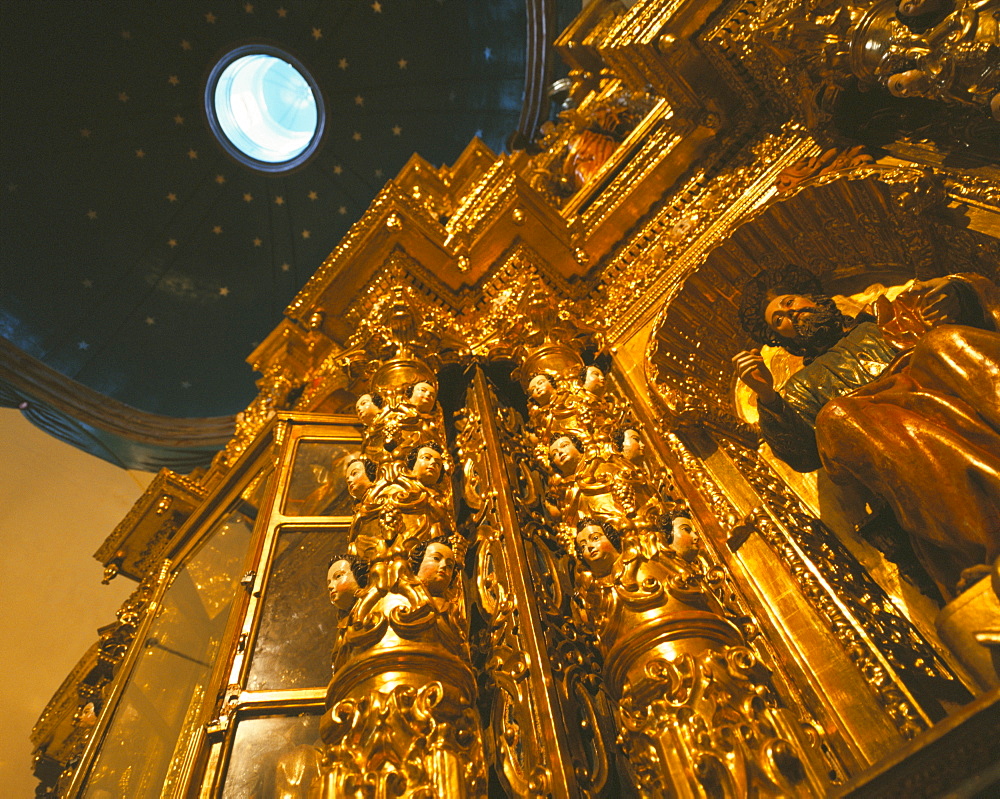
[406,441,445,486]
[886,68,933,99]
[549,433,585,476]
[345,457,377,501]
[407,380,438,414]
[575,517,622,579]
[578,364,606,396]
[327,554,369,611]
[409,536,458,597]
[527,373,558,407]
[355,392,384,425]
[612,425,644,464]
[667,512,700,560]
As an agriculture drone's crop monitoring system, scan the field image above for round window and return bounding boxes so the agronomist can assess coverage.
[206,46,324,172]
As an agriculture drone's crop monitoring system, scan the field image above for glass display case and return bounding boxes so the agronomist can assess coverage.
[68,415,361,797]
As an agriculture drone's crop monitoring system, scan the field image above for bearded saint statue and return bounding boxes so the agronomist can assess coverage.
[733,265,1000,599]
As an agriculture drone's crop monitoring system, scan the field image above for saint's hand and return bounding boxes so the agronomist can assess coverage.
[904,277,963,325]
[732,350,778,407]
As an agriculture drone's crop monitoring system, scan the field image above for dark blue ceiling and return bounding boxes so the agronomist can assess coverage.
[1,0,575,420]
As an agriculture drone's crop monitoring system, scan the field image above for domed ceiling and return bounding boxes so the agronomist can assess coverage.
[1,1,575,451]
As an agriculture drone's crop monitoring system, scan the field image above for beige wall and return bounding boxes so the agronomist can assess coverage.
[0,410,153,797]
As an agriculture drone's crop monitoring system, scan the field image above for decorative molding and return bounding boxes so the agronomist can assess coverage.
[0,336,234,448]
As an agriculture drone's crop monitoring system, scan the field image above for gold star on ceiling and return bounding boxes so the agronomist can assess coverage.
[118,91,129,102]
[145,317,155,325]
[355,95,364,106]
[135,149,145,158]
[188,148,198,159]
[301,229,311,239]
[276,6,288,17]
[166,192,178,202]
[205,12,216,24]
[352,131,362,141]
[80,128,91,138]
[173,114,184,125]
[82,278,94,288]
[274,196,285,205]
[392,124,402,136]
[281,262,291,271]
[168,238,178,248]
[121,30,131,40]
[333,164,343,175]
[212,225,222,234]
[338,206,347,215]
[168,75,180,86]
[338,57,348,70]
[86,210,97,220]
[181,40,192,50]
[307,190,318,200]
[398,58,408,69]
[372,1,383,12]
[215,174,226,184]
[253,237,263,247]
[244,2,254,12]
[375,168,383,177]
[312,27,322,40]
[243,193,253,202]
[219,286,229,296]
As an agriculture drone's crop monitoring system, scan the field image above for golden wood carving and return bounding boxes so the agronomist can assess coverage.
[31,565,170,796]
[43,2,1000,795]
[468,281,834,795]
[669,431,972,736]
[458,374,615,797]
[93,468,206,582]
[315,284,487,797]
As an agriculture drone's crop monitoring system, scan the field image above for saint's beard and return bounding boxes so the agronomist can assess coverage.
[780,296,851,359]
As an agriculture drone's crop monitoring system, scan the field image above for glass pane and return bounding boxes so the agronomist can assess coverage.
[84,508,256,798]
[222,711,323,799]
[246,527,348,691]
[241,464,274,514]
[283,441,356,517]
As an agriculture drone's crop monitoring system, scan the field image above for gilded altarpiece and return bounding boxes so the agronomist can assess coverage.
[32,0,1000,796]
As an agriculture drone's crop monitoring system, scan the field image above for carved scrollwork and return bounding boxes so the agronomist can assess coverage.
[617,646,819,798]
[322,682,486,798]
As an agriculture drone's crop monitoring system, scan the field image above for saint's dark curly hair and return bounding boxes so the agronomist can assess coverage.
[574,516,622,566]
[327,553,370,588]
[737,265,824,346]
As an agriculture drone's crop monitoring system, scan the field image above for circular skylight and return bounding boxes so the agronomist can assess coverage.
[206,47,324,172]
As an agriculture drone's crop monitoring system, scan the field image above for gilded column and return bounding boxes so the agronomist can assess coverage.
[317,287,487,797]
[515,327,831,796]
